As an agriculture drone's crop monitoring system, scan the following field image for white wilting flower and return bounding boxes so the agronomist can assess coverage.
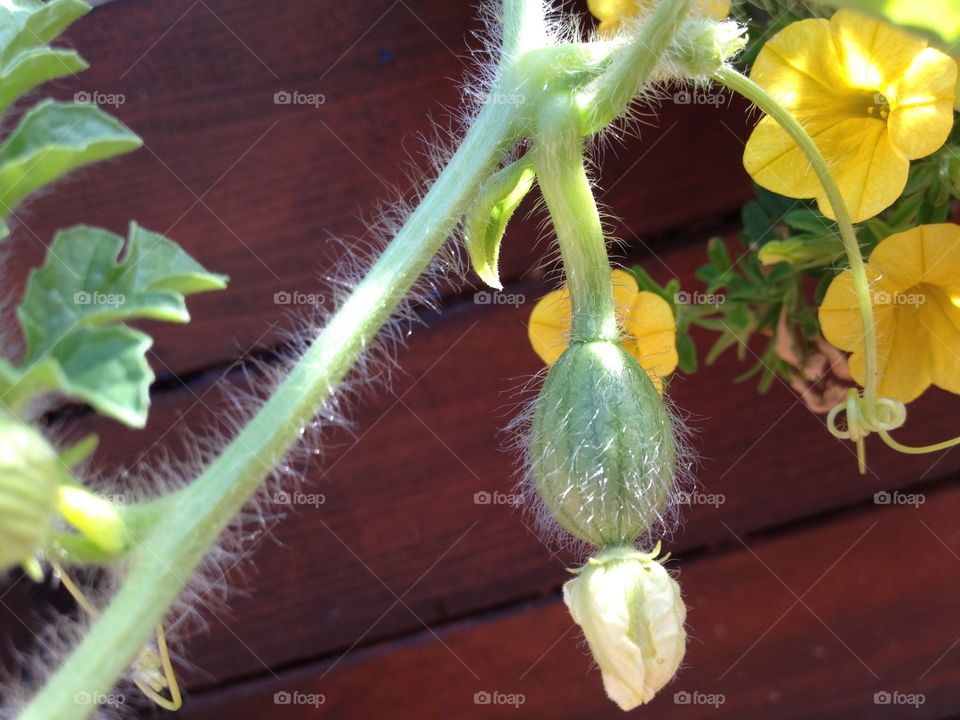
[563,544,686,710]
[0,417,61,580]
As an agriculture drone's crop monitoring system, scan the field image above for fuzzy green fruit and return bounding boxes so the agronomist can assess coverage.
[530,341,677,547]
[0,417,60,577]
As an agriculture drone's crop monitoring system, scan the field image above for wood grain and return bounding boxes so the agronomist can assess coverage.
[2,2,959,718]
[29,246,958,691]
[0,0,753,377]
[175,479,960,719]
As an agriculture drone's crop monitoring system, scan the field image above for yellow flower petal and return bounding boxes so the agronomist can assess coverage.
[815,118,908,223]
[588,0,636,23]
[744,9,954,223]
[588,0,728,35]
[831,9,926,90]
[529,270,679,392]
[921,288,960,396]
[823,274,930,401]
[611,269,639,313]
[622,291,678,388]
[528,286,572,366]
[888,49,957,159]
[869,223,960,289]
[872,305,933,402]
[749,18,847,107]
[819,225,960,403]
[743,116,836,201]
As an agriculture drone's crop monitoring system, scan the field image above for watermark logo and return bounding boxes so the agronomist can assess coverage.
[274,490,326,508]
[673,90,728,107]
[274,290,326,306]
[874,490,924,508]
[74,291,126,306]
[74,90,125,107]
[274,90,326,108]
[487,91,527,106]
[473,691,525,708]
[874,691,924,707]
[673,490,725,508]
[674,690,725,707]
[474,490,522,507]
[871,290,925,307]
[273,690,326,707]
[474,291,525,307]
[675,290,725,307]
[74,692,126,707]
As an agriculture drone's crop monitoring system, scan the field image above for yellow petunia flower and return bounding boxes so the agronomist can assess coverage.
[819,224,960,403]
[588,0,729,36]
[743,10,957,223]
[528,269,678,391]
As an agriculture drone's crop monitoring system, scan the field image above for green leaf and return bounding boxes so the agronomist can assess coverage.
[741,201,776,246]
[782,209,832,236]
[0,101,141,219]
[705,329,739,366]
[4,223,227,426]
[676,331,698,374]
[58,433,98,469]
[0,47,87,114]
[0,0,90,64]
[464,158,535,290]
[706,236,732,273]
[728,304,750,329]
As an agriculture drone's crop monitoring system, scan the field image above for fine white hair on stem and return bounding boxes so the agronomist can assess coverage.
[2,3,550,711]
[1,1,723,711]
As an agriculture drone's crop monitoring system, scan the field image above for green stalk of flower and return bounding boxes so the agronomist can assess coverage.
[18,41,528,720]
[716,65,879,404]
[533,93,618,341]
[716,65,897,471]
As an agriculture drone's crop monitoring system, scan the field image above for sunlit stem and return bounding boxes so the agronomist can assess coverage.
[534,95,618,342]
[20,52,525,720]
[580,0,695,134]
[715,66,880,407]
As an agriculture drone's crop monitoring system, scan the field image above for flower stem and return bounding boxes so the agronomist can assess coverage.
[580,0,695,134]
[715,65,880,405]
[19,85,521,720]
[533,95,618,342]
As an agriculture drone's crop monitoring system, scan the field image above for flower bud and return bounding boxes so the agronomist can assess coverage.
[529,341,677,547]
[564,544,686,710]
[0,417,60,578]
[660,18,746,80]
[758,237,844,269]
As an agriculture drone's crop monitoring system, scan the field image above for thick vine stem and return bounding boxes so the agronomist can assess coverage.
[715,65,881,407]
[580,0,695,134]
[18,33,539,720]
[534,94,618,342]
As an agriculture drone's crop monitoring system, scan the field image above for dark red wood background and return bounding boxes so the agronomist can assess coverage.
[2,1,959,718]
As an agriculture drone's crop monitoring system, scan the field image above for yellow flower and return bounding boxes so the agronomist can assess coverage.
[743,10,957,223]
[819,224,960,403]
[528,269,678,391]
[588,0,729,36]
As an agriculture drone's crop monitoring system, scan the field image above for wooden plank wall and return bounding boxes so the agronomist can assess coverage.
[2,1,959,718]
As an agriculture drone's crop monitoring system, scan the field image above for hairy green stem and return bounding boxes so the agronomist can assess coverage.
[580,0,694,134]
[534,96,618,341]
[20,80,521,720]
[715,65,880,405]
[20,1,704,714]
